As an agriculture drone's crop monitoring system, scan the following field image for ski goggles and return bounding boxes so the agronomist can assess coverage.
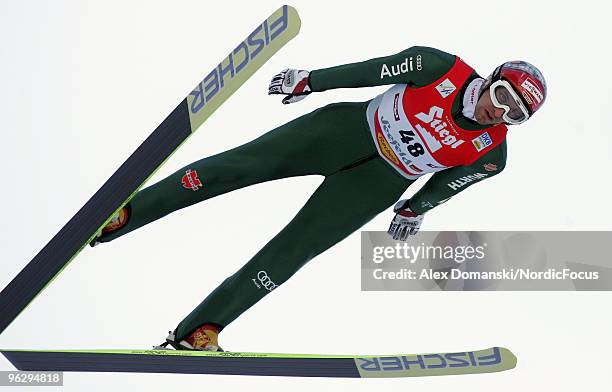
[489,80,530,125]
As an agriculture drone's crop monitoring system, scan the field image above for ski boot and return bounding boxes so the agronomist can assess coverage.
[89,204,130,247]
[154,324,224,352]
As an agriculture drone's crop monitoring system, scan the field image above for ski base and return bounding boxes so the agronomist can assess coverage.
[1,346,516,378]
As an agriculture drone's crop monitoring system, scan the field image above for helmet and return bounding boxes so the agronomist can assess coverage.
[486,60,547,118]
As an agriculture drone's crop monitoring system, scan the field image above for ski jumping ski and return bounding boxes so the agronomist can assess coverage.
[0,5,301,335]
[1,347,516,378]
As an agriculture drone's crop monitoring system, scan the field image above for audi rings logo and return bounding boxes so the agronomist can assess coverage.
[254,270,277,291]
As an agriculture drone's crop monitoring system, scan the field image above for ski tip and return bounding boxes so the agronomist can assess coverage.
[497,346,518,370]
[279,5,301,35]
[284,5,301,31]
[353,346,518,378]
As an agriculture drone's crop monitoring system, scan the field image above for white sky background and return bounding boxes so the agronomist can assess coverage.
[0,0,610,390]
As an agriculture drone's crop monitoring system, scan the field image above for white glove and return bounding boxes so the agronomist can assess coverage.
[387,199,424,241]
[268,68,312,104]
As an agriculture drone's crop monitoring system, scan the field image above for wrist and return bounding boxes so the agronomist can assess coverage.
[398,208,418,218]
[393,199,413,213]
[307,70,319,92]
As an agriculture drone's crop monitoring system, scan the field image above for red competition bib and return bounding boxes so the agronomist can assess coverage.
[371,57,507,179]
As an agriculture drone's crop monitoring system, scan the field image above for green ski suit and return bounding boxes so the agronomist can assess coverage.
[98,47,507,339]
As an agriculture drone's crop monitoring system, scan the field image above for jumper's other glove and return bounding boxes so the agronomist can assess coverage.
[387,199,424,241]
[268,68,312,104]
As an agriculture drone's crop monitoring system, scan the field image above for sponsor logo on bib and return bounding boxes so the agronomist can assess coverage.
[409,164,423,173]
[472,132,493,152]
[435,78,456,98]
[377,133,401,166]
[414,106,464,149]
[393,93,401,121]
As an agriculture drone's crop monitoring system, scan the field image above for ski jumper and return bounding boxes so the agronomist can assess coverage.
[97,47,508,340]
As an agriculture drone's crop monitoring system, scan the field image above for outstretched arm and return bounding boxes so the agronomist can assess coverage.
[409,141,508,214]
[309,46,456,91]
[388,141,507,240]
[268,46,456,104]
